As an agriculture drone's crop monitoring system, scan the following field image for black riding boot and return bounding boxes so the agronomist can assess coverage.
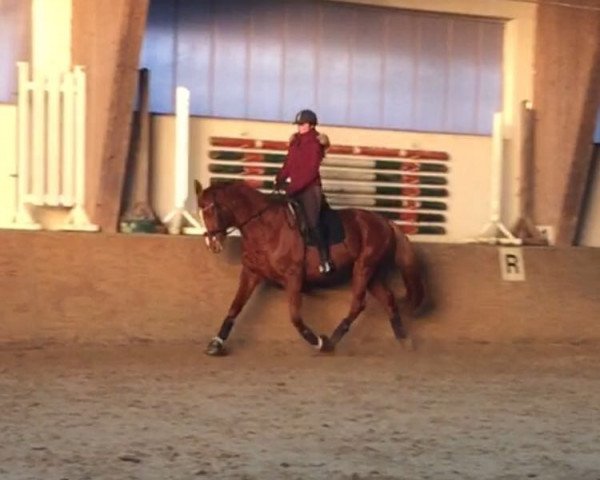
[310,227,334,274]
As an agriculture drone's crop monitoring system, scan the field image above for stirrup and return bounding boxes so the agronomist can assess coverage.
[319,261,334,274]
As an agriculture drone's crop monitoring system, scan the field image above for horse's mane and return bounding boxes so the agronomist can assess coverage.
[211,181,286,204]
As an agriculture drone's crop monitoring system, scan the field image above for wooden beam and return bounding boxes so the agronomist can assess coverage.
[557,57,600,245]
[72,0,149,232]
[537,0,600,8]
[532,2,600,245]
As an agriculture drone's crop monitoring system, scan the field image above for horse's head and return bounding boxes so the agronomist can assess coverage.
[194,180,235,254]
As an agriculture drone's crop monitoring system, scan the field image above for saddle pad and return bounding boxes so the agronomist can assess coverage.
[306,207,346,247]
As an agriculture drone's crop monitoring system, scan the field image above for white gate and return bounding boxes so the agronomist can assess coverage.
[1,62,98,231]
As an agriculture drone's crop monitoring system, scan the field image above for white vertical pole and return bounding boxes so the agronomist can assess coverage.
[17,63,31,210]
[1,62,41,229]
[174,86,190,211]
[46,69,60,206]
[490,112,503,223]
[31,67,45,205]
[473,111,521,245]
[61,71,75,206]
[60,65,98,231]
[73,65,86,210]
[16,63,40,227]
[162,86,203,234]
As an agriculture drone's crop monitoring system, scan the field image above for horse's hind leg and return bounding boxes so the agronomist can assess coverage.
[368,277,407,340]
[206,266,261,356]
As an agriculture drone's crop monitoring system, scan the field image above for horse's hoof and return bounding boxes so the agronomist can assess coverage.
[205,338,227,356]
[395,329,408,340]
[318,335,335,353]
[401,336,416,351]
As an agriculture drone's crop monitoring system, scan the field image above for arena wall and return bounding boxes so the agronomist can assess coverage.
[0,0,537,240]
[1,231,598,350]
[151,116,492,243]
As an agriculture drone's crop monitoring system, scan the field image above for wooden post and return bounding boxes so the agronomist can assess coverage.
[533,2,600,245]
[71,0,150,232]
[120,68,163,233]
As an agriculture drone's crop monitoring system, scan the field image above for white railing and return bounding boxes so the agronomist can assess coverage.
[1,62,98,231]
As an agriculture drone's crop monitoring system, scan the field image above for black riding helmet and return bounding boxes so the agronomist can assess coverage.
[293,109,318,126]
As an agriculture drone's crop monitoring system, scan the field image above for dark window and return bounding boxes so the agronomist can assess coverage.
[141,0,504,135]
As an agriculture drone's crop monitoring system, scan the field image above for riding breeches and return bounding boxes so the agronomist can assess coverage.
[292,185,322,229]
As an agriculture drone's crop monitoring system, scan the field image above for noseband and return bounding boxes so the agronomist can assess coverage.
[201,198,236,238]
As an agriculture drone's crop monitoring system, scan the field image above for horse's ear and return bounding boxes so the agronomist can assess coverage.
[194,179,202,196]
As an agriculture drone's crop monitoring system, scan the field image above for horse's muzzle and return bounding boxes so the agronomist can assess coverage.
[205,234,224,254]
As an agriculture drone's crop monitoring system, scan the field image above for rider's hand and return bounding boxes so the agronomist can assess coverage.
[274,176,286,192]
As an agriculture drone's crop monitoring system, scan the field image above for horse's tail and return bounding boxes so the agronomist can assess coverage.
[390,222,426,314]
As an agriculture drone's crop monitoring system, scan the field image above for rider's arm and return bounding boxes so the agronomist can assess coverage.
[276,157,290,185]
[276,134,297,186]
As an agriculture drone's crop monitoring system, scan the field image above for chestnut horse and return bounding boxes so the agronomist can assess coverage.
[194,180,425,355]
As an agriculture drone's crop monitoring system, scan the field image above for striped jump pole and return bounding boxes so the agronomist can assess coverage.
[206,135,451,236]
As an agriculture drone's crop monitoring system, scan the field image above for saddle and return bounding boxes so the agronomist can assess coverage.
[287,196,346,247]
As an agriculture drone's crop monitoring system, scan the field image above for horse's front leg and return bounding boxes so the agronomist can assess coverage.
[285,274,328,351]
[206,266,261,356]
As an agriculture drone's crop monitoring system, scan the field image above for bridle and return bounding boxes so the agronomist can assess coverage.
[201,201,236,238]
[201,191,274,238]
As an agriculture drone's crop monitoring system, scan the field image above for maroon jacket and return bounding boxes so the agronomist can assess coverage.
[276,129,325,195]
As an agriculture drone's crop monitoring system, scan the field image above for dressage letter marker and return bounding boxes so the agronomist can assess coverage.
[499,247,526,281]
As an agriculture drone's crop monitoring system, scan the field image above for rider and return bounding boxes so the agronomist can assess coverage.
[275,109,334,274]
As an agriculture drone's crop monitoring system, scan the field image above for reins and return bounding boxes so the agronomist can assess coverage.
[203,189,284,237]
